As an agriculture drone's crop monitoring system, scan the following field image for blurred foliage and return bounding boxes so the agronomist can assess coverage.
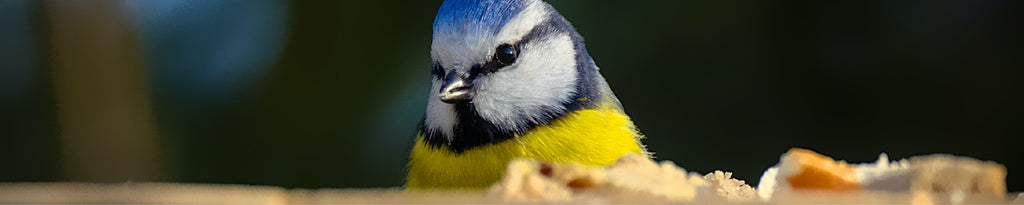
[0,0,1021,191]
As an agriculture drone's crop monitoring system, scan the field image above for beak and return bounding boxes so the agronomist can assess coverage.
[439,74,473,104]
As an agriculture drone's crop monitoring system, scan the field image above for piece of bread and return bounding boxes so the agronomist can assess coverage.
[488,148,1009,204]
[758,148,1008,204]
[487,154,754,203]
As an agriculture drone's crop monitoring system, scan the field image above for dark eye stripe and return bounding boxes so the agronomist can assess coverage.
[469,14,565,76]
[455,14,569,81]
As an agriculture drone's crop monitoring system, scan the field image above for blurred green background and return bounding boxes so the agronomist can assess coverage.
[1,0,1021,191]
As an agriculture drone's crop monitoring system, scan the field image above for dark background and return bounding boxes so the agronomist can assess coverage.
[1,0,1021,191]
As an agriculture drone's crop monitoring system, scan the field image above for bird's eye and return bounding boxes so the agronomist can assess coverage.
[494,44,518,66]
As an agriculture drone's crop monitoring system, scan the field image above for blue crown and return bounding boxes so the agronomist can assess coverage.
[433,0,530,37]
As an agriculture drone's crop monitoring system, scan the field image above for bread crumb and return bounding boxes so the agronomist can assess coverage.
[486,159,573,203]
[703,170,758,202]
[487,154,717,203]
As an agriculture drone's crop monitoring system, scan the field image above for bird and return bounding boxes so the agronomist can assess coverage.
[406,0,648,189]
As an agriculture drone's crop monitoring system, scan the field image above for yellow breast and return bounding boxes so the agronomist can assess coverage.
[405,102,646,189]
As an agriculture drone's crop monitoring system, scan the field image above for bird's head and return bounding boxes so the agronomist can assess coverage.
[423,0,601,150]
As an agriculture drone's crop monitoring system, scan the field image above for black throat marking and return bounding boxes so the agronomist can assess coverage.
[421,12,603,154]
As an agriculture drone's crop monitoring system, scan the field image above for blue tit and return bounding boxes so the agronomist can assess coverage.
[407,0,648,189]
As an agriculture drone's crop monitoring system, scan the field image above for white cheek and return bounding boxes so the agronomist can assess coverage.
[473,34,578,131]
[424,78,456,141]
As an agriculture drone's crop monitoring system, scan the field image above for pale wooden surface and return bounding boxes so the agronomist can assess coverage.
[0,183,1018,204]
[0,183,486,205]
